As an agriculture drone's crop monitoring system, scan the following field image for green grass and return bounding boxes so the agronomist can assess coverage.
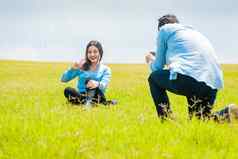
[0,60,238,159]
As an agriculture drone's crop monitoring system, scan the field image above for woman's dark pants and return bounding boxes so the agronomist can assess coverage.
[64,87,107,105]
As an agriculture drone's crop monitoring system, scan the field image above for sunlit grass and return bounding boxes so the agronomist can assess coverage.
[0,60,238,159]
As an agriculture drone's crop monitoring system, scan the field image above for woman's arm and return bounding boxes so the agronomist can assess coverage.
[99,67,112,91]
[61,60,85,82]
[60,67,80,82]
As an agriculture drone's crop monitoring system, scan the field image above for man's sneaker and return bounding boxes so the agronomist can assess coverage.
[212,104,238,123]
[228,104,238,122]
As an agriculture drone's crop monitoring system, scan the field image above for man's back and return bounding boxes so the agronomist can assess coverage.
[153,23,223,89]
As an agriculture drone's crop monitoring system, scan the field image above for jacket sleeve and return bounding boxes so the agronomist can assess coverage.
[60,68,80,82]
[150,29,167,72]
[98,67,111,91]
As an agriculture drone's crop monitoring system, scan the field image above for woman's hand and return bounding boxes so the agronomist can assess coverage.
[145,52,155,64]
[86,80,99,89]
[72,59,86,70]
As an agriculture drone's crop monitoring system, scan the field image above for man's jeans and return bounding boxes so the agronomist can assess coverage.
[148,70,217,119]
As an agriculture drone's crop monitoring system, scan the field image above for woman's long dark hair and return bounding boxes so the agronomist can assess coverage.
[82,40,103,71]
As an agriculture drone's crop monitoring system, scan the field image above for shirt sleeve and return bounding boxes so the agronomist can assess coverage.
[60,67,80,82]
[99,67,111,91]
[150,29,167,72]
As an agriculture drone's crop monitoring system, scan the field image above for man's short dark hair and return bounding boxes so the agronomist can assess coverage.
[158,14,179,30]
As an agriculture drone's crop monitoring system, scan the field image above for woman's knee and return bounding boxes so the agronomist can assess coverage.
[64,87,75,98]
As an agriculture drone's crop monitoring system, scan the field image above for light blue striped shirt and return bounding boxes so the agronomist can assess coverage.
[61,64,111,93]
[151,23,223,89]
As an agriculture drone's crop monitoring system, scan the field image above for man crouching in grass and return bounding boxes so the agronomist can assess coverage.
[145,14,238,122]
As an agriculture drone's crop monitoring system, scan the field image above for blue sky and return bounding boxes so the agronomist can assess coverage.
[0,0,237,63]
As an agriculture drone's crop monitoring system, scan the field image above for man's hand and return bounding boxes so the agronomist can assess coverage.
[86,80,99,89]
[72,59,86,70]
[145,52,155,64]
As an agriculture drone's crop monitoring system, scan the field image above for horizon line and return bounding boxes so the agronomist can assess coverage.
[0,58,238,65]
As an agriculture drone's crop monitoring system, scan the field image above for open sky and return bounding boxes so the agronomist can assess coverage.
[0,0,237,63]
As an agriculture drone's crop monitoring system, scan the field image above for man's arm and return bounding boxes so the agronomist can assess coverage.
[150,30,167,72]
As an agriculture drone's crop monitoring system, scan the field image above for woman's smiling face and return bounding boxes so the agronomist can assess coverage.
[87,45,100,64]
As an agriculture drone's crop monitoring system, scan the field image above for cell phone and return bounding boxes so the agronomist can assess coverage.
[149,51,155,56]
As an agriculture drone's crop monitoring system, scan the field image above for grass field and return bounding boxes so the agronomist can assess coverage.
[0,60,238,159]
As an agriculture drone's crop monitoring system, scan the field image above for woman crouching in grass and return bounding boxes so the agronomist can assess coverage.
[61,40,116,106]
